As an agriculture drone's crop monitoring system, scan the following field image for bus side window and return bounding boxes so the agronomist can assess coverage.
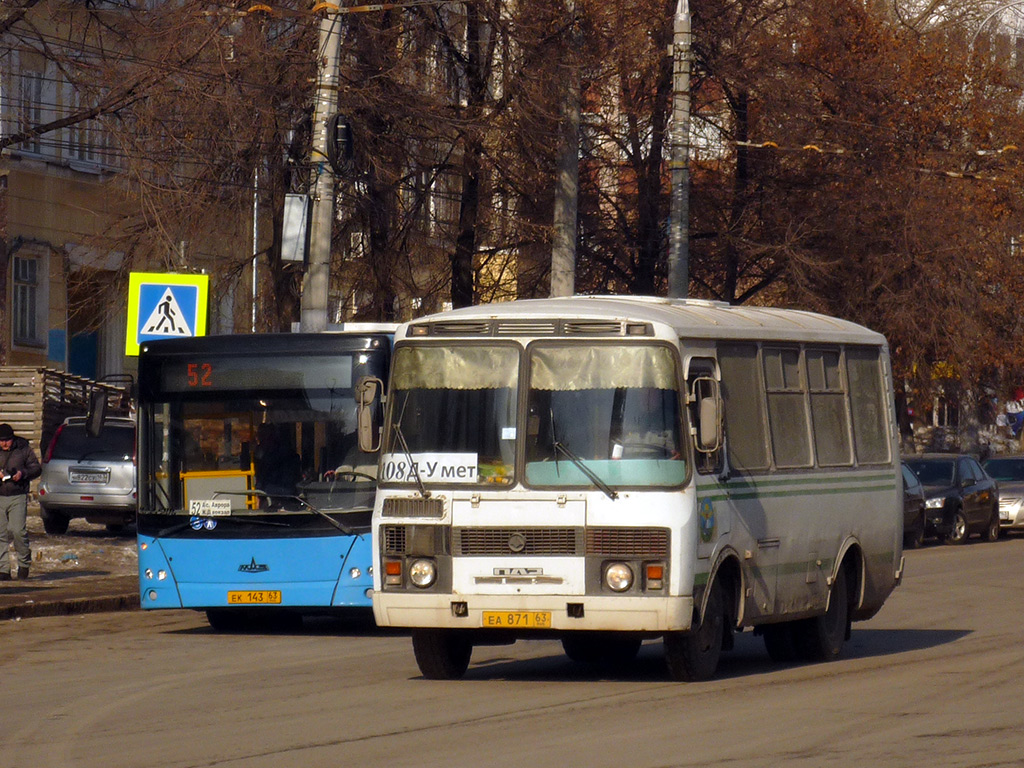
[687,358,723,475]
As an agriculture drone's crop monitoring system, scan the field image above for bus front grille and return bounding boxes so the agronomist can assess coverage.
[381,525,407,554]
[456,527,580,555]
[586,527,670,557]
[381,497,445,518]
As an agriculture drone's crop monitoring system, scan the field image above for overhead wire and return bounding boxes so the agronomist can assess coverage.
[730,139,1024,183]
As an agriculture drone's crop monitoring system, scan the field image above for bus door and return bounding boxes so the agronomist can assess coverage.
[715,343,779,621]
[686,356,728,559]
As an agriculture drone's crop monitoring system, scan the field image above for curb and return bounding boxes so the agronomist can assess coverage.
[0,593,140,621]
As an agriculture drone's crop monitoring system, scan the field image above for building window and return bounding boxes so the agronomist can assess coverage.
[66,86,113,167]
[19,71,45,154]
[69,108,101,164]
[12,256,42,346]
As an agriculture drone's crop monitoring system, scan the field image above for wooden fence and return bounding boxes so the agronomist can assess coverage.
[0,367,132,454]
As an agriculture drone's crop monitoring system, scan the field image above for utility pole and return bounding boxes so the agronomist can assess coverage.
[550,0,579,298]
[300,3,342,332]
[666,0,691,299]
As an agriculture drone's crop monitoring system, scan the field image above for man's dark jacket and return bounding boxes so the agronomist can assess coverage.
[0,436,42,496]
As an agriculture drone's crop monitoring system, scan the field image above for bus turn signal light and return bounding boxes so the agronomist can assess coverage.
[646,563,664,590]
[384,559,402,586]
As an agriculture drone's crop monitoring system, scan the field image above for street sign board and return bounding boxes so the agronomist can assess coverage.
[126,272,209,356]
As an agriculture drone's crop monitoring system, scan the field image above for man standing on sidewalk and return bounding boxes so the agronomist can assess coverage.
[0,423,41,581]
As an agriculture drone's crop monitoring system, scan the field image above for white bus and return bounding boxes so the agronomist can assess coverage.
[369,296,904,680]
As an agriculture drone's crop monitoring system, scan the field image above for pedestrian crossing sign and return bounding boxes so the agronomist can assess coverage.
[125,272,209,356]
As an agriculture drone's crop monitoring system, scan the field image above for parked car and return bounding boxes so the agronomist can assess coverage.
[901,461,926,549]
[904,454,999,544]
[981,455,1024,536]
[37,416,136,534]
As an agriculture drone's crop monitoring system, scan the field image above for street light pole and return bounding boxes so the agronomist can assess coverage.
[666,0,691,299]
[550,0,580,298]
[300,3,342,332]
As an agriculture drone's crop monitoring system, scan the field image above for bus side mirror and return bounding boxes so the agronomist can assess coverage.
[356,376,383,452]
[698,396,721,452]
[86,390,108,438]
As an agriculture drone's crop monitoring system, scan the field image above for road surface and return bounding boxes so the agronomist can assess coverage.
[3,537,1022,768]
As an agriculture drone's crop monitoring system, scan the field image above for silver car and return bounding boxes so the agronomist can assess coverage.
[37,416,136,534]
[982,455,1024,536]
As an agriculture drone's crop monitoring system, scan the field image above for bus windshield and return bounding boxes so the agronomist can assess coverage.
[383,344,518,485]
[140,348,389,515]
[381,341,685,489]
[524,343,686,488]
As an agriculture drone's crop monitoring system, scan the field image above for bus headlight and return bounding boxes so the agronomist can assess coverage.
[604,562,633,592]
[409,559,437,588]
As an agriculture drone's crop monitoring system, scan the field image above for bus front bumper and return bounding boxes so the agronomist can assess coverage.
[372,592,694,633]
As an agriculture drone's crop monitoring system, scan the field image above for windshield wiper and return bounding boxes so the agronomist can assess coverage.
[552,441,618,501]
[392,392,430,499]
[549,408,560,475]
[215,490,357,535]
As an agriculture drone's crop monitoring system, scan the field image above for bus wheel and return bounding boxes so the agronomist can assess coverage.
[206,609,250,632]
[562,633,642,666]
[664,579,724,682]
[411,629,473,680]
[794,567,849,662]
[762,622,799,663]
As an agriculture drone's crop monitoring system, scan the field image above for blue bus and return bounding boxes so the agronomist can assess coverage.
[136,328,392,629]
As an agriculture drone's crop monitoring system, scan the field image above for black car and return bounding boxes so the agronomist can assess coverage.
[901,461,926,549]
[904,454,1000,544]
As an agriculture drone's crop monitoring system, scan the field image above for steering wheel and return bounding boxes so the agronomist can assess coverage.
[332,470,376,483]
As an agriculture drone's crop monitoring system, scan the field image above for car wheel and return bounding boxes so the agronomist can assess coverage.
[903,510,925,549]
[411,629,473,680]
[945,508,969,545]
[664,578,725,681]
[984,508,1001,542]
[793,566,850,662]
[40,508,70,535]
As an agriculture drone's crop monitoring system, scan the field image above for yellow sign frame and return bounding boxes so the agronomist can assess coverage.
[125,272,209,356]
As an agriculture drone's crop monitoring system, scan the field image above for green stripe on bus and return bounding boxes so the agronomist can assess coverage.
[697,471,895,492]
[696,483,896,503]
[695,550,896,586]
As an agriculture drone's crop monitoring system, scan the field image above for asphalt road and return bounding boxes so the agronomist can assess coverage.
[3,536,1023,768]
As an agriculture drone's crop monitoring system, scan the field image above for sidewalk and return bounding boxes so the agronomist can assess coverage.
[0,510,139,621]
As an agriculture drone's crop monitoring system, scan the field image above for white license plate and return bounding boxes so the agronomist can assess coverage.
[70,469,109,483]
